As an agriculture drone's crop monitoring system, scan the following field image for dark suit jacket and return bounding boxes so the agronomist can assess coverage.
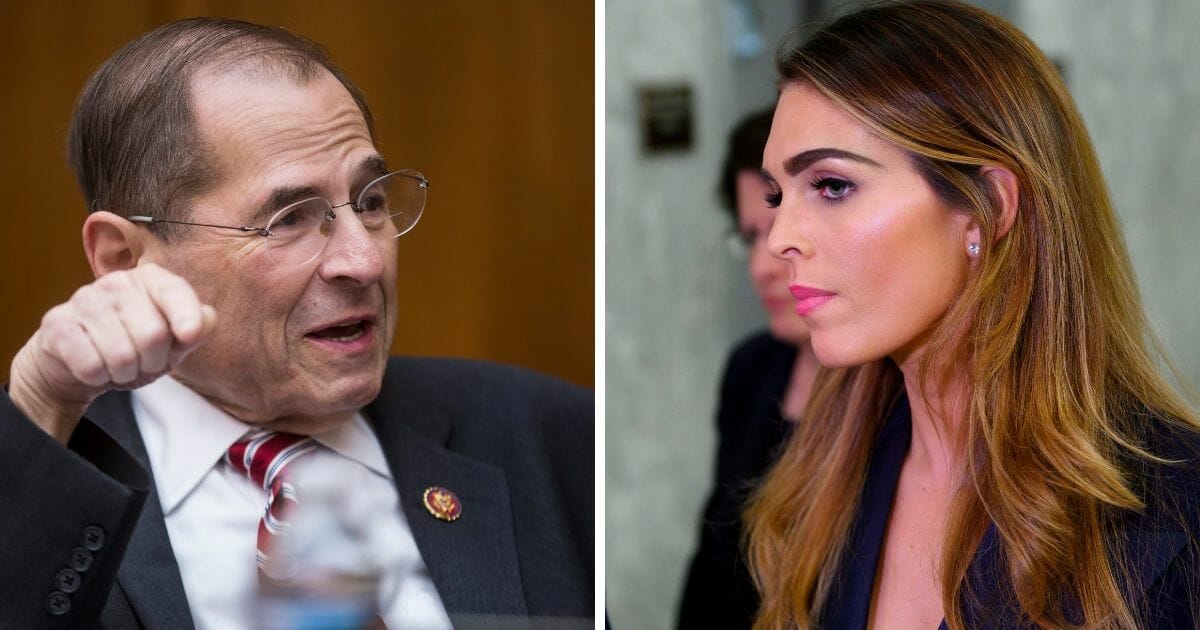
[823,395,1200,629]
[0,357,594,629]
[677,332,796,630]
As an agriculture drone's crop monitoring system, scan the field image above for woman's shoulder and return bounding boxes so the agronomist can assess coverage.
[1107,414,1200,624]
[1129,414,1200,518]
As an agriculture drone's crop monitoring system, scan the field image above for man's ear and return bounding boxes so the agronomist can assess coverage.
[82,211,157,278]
[981,165,1019,241]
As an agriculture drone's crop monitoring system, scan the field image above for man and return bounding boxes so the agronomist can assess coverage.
[0,17,592,629]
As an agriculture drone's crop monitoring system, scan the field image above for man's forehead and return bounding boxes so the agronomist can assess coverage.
[190,68,372,169]
[189,68,376,208]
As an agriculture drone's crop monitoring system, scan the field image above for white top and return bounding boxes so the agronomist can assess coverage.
[132,375,452,630]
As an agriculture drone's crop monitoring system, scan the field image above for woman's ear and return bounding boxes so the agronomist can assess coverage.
[981,165,1019,241]
[82,211,156,278]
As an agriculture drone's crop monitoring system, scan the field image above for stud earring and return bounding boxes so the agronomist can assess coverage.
[967,242,981,257]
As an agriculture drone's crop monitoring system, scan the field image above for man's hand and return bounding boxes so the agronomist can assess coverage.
[8,263,216,444]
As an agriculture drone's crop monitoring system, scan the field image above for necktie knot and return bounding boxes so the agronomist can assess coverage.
[226,431,317,490]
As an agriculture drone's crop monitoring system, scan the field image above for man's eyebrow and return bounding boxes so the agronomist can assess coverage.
[356,154,390,178]
[250,186,322,225]
[782,148,883,176]
[247,155,390,225]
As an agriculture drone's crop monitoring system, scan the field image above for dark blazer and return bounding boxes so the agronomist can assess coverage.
[0,357,594,629]
[677,332,796,630]
[823,395,1200,629]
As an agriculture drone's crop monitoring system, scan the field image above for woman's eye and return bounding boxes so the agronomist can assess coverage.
[811,177,854,201]
[764,190,783,208]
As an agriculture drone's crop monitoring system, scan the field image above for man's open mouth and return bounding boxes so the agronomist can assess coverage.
[307,320,369,342]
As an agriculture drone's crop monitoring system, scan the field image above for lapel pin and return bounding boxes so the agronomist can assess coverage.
[422,486,463,522]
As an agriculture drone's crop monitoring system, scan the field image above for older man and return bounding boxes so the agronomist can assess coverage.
[0,17,592,629]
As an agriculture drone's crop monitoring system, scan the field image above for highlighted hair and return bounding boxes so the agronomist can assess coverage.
[744,2,1200,628]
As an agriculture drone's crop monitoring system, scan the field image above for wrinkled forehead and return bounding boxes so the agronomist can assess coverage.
[189,66,374,181]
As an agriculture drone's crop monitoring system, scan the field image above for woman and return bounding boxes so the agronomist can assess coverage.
[746,1,1200,628]
[677,109,821,629]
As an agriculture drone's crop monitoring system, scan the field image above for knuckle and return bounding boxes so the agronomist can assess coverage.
[50,331,76,358]
[132,324,171,350]
[41,304,72,329]
[107,347,138,371]
[81,369,109,387]
[68,283,94,305]
[95,271,130,292]
[72,356,107,386]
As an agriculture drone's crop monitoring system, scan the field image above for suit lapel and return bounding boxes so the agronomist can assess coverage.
[88,392,196,630]
[85,369,532,623]
[368,396,528,616]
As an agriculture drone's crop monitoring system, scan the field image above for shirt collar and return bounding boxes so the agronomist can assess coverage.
[311,411,393,481]
[132,375,392,515]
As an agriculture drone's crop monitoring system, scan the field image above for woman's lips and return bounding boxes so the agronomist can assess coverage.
[789,285,836,316]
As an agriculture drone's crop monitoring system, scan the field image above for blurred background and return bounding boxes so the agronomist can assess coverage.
[0,1,593,388]
[606,0,1200,627]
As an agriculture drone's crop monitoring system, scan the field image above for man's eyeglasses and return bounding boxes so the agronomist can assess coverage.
[129,169,428,268]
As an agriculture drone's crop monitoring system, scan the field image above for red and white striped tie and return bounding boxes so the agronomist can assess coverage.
[225,431,318,574]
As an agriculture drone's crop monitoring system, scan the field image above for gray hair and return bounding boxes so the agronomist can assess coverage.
[67,17,375,239]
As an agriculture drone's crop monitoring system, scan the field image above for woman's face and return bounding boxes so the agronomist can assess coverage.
[735,169,810,345]
[762,83,975,368]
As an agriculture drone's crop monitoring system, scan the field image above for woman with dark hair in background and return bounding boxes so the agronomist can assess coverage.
[745,1,1200,628]
[677,109,820,630]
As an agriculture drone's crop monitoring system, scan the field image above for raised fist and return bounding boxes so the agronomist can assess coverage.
[8,263,216,443]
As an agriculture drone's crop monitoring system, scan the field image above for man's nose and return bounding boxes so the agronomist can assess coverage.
[315,211,387,286]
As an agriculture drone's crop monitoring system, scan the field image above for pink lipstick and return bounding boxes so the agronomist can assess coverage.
[789,285,836,316]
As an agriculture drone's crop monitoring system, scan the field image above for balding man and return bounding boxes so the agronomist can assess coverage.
[1,18,592,629]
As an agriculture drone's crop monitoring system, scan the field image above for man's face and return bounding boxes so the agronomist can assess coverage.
[148,68,398,433]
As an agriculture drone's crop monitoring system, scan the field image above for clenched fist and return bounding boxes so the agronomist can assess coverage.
[8,263,217,444]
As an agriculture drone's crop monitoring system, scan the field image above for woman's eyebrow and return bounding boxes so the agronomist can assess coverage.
[783,148,882,176]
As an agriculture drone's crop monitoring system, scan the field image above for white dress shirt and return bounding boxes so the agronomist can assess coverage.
[131,375,452,630]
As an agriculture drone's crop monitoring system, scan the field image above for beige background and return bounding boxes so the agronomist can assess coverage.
[0,1,594,387]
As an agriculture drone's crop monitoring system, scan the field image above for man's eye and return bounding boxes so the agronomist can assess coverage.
[764,190,783,208]
[811,177,854,201]
[277,209,304,227]
[357,191,388,213]
[267,199,324,236]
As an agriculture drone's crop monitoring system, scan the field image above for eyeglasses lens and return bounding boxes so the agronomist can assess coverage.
[263,170,428,267]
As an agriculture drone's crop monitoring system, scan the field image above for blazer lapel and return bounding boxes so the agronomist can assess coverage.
[1117,522,1188,603]
[959,513,1188,628]
[368,398,528,617]
[87,392,196,630]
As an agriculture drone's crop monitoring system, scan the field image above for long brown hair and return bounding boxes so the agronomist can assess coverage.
[744,2,1200,628]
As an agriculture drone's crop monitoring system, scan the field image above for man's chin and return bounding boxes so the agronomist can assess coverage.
[256,374,383,435]
[305,368,385,411]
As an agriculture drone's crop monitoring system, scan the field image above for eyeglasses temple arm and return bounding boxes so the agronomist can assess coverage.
[127,215,271,237]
